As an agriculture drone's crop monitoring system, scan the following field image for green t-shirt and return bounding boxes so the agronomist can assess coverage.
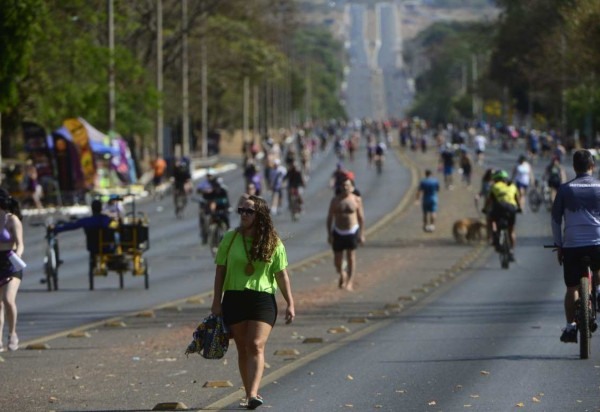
[214,230,288,294]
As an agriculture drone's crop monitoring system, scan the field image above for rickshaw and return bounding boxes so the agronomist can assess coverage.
[88,194,150,290]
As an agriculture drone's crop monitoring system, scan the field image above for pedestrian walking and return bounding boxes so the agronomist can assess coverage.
[326,177,365,291]
[0,189,25,352]
[211,195,295,410]
[416,169,440,232]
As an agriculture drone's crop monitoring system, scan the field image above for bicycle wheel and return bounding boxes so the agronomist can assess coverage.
[528,189,542,213]
[45,246,57,291]
[499,229,510,269]
[579,276,591,359]
[208,224,219,257]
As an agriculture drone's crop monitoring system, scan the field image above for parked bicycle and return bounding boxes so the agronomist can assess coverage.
[43,219,64,291]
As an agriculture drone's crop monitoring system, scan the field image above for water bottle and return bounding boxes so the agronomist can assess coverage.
[7,251,26,271]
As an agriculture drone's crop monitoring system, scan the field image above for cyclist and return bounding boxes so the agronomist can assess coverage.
[543,155,567,202]
[207,177,230,229]
[511,155,534,209]
[173,158,192,197]
[284,162,305,213]
[485,170,521,261]
[53,199,119,275]
[551,149,600,343]
[197,170,228,241]
[374,140,386,171]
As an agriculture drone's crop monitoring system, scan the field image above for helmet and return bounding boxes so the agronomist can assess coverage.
[493,170,509,181]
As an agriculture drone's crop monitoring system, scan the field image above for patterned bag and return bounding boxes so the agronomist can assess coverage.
[185,314,229,359]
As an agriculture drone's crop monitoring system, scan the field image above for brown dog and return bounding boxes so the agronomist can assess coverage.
[453,218,485,244]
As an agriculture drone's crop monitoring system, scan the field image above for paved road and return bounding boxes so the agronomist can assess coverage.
[16,140,409,342]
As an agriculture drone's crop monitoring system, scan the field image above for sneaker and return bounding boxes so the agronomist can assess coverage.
[8,334,18,351]
[560,328,577,343]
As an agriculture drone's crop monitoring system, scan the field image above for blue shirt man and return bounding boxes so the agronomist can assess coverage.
[417,169,440,232]
[54,199,115,254]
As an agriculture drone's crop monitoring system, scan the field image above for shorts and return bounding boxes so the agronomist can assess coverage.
[490,202,517,228]
[562,246,600,288]
[0,250,23,284]
[516,181,529,190]
[332,230,358,252]
[443,166,453,176]
[422,200,438,213]
[222,289,277,327]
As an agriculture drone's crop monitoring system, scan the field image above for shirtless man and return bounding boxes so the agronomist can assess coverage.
[326,178,365,291]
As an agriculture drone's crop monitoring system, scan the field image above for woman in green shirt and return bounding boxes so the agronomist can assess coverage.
[211,195,295,410]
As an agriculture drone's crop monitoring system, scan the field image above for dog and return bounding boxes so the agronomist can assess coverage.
[452,218,486,244]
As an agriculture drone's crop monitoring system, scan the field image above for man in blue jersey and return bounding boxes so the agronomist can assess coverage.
[416,169,440,232]
[552,149,600,343]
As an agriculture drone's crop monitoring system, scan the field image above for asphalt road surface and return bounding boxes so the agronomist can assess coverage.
[17,141,409,342]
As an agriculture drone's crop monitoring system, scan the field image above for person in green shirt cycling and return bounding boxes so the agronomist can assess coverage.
[485,169,521,261]
[211,195,295,410]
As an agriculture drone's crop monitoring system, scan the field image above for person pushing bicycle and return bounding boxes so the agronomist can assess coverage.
[484,170,521,262]
[551,149,600,343]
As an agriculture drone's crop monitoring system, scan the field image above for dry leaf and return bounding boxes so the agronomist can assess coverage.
[532,397,541,403]
[344,404,354,408]
[346,375,354,380]
[470,395,480,399]
[428,401,437,406]
[464,405,472,408]
[480,370,490,375]
[516,402,524,407]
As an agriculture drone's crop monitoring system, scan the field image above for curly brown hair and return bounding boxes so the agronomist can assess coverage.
[247,195,280,262]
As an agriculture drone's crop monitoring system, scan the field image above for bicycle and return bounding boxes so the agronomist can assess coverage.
[494,216,512,269]
[207,210,229,257]
[541,181,553,211]
[528,180,543,213]
[43,220,63,291]
[288,187,303,222]
[174,187,188,219]
[546,246,598,359]
[374,155,384,175]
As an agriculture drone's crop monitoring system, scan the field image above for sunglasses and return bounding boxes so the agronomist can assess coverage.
[237,207,256,216]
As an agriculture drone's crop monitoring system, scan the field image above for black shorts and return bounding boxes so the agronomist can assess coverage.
[491,202,517,228]
[222,289,277,327]
[562,246,600,288]
[332,230,358,252]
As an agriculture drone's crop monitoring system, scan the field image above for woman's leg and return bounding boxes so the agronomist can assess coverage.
[230,320,272,399]
[229,322,250,396]
[4,278,20,344]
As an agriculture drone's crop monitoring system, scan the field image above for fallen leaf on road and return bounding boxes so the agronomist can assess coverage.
[464,405,472,408]
[516,402,524,407]
[49,397,58,403]
[470,395,479,399]
[532,397,540,403]
[374,405,383,408]
[480,370,490,376]
[344,404,353,408]
[428,401,437,406]
[346,375,354,380]
[396,390,406,394]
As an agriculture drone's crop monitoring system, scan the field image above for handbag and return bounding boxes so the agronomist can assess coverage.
[185,314,229,359]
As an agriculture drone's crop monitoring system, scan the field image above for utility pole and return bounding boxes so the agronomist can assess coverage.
[253,84,259,142]
[201,40,208,157]
[181,0,189,158]
[156,0,164,156]
[243,77,249,144]
[108,0,116,132]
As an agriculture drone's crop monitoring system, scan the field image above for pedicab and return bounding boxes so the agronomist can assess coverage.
[88,194,150,290]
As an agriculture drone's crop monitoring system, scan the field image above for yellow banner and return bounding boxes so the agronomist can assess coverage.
[64,118,96,189]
